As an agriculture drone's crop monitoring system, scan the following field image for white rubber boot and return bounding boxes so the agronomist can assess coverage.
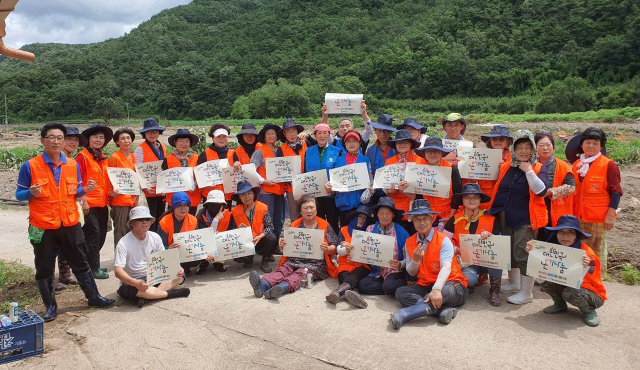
[500,268,521,293]
[507,274,535,305]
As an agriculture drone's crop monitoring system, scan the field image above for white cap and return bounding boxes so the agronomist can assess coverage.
[213,128,229,138]
[205,190,226,204]
[128,206,156,228]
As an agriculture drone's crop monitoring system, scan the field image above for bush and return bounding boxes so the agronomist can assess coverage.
[230,95,250,119]
[534,77,596,114]
[246,79,313,119]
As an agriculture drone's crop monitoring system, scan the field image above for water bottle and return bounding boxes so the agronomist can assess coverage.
[307,272,313,288]
[0,315,12,328]
[301,268,308,288]
[437,219,445,232]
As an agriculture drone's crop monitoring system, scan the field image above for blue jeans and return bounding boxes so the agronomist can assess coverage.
[257,193,285,237]
[462,265,502,287]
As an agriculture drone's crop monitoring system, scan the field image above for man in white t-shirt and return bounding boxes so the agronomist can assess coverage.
[115,206,190,308]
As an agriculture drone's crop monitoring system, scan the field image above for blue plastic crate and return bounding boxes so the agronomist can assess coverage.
[0,310,44,365]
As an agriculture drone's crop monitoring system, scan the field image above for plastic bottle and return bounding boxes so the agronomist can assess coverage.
[307,272,313,288]
[301,268,308,288]
[437,219,445,232]
[8,302,18,323]
[0,315,12,328]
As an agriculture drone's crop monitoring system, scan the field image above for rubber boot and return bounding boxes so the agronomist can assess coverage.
[543,296,568,314]
[326,283,351,304]
[476,273,489,286]
[261,257,272,273]
[390,302,433,330]
[500,267,521,293]
[166,288,191,299]
[264,282,289,299]
[196,260,209,275]
[243,255,254,269]
[92,268,109,279]
[344,290,368,309]
[249,270,271,298]
[580,307,600,327]
[36,278,57,322]
[53,269,67,292]
[438,307,458,324]
[75,270,115,307]
[58,259,78,285]
[489,278,502,307]
[213,262,227,272]
[507,274,535,305]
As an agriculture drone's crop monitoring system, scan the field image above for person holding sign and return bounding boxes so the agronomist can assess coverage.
[195,190,231,274]
[229,180,277,273]
[197,123,235,206]
[321,100,372,152]
[357,197,411,297]
[445,183,502,306]
[397,117,428,147]
[366,114,397,204]
[467,125,513,207]
[276,119,312,222]
[76,124,113,280]
[525,215,606,326]
[134,118,168,232]
[441,113,473,164]
[108,128,139,249]
[162,129,201,215]
[233,123,261,168]
[391,200,468,329]
[249,195,339,299]
[115,206,190,308]
[488,130,549,305]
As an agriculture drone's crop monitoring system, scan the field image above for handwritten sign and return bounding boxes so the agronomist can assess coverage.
[146,248,181,285]
[221,163,260,193]
[214,227,255,261]
[107,167,142,195]
[459,235,511,270]
[404,164,452,197]
[526,241,586,288]
[373,163,405,189]
[194,159,228,188]
[442,139,474,151]
[329,162,369,192]
[135,160,162,189]
[350,230,395,268]
[156,167,195,193]
[292,170,330,200]
[174,228,217,263]
[324,93,363,115]
[266,156,302,183]
[457,147,502,180]
[283,227,325,260]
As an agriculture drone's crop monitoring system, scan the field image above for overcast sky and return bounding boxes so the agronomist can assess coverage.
[2,0,192,48]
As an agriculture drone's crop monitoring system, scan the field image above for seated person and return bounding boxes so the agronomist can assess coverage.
[194,190,231,274]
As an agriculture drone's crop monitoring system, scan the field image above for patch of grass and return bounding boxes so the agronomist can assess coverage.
[0,259,39,312]
[620,264,640,286]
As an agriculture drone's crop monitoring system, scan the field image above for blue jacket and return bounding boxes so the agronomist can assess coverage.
[333,151,371,211]
[367,221,410,277]
[366,143,396,177]
[305,144,342,175]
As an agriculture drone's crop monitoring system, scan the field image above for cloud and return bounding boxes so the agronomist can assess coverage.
[2,0,192,48]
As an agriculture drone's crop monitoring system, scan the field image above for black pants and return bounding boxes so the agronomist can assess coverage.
[316,196,340,234]
[146,196,166,232]
[31,224,90,280]
[338,266,370,290]
[358,272,406,295]
[82,206,109,271]
[247,232,277,262]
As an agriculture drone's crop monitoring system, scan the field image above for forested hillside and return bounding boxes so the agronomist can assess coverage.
[0,0,638,120]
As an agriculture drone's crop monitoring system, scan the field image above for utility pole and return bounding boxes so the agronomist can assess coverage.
[4,94,7,125]
[126,103,130,124]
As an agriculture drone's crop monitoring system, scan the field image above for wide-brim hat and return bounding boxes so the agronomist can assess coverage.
[138,118,166,133]
[232,180,261,202]
[441,113,467,136]
[370,114,397,132]
[481,124,512,142]
[81,125,114,148]
[277,119,304,142]
[205,190,226,204]
[404,199,440,216]
[388,129,419,149]
[65,126,88,147]
[545,215,592,240]
[346,205,373,223]
[370,197,402,222]
[451,183,491,205]
[415,136,453,156]
[258,123,280,144]
[237,123,259,146]
[564,133,607,164]
[168,128,199,147]
[127,206,156,228]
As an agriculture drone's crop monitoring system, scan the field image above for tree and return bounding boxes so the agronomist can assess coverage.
[93,97,125,124]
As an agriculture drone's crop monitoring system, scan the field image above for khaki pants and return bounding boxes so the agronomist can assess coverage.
[110,206,132,249]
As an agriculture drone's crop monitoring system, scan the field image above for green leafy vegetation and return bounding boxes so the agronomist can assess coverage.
[0,260,39,312]
[620,264,640,286]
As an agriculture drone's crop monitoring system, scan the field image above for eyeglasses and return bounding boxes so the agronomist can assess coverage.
[45,136,65,142]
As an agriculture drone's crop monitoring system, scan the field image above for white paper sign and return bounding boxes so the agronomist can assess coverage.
[329,162,369,192]
[214,227,255,261]
[292,170,330,200]
[266,156,302,183]
[135,160,162,189]
[283,227,325,260]
[174,228,217,263]
[156,167,195,193]
[146,248,181,286]
[107,167,141,195]
[442,139,474,151]
[194,159,228,188]
[457,147,502,180]
[460,235,511,270]
[222,163,260,193]
[373,163,405,189]
[526,241,586,288]
[324,93,363,115]
[404,164,452,197]
[350,230,395,268]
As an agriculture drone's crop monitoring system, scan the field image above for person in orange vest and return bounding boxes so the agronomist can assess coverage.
[441,113,473,165]
[134,118,168,232]
[487,129,549,305]
[76,124,113,279]
[162,129,201,215]
[232,122,261,168]
[248,195,339,299]
[229,180,277,272]
[391,199,468,329]
[16,122,115,321]
[197,123,235,208]
[108,128,139,250]
[567,127,622,278]
[195,190,231,274]
[525,215,607,326]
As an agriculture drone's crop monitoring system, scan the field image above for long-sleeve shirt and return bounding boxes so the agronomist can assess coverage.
[16,152,86,201]
[405,228,454,291]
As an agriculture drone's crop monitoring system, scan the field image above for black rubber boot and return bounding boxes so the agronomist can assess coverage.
[36,278,57,322]
[326,283,351,304]
[74,270,116,307]
[390,302,433,330]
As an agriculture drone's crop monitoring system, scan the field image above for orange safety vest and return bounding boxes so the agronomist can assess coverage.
[139,141,167,197]
[27,154,81,229]
[488,161,548,230]
[107,150,137,207]
[230,201,268,238]
[234,143,262,165]
[463,150,511,209]
[202,148,235,200]
[278,217,338,279]
[579,242,607,300]
[159,213,198,245]
[257,145,285,195]
[451,209,495,247]
[423,159,454,219]
[76,148,109,208]
[573,155,612,223]
[384,152,426,220]
[198,210,231,232]
[279,141,307,193]
[165,154,201,207]
[337,226,371,274]
[549,159,575,226]
[405,231,467,287]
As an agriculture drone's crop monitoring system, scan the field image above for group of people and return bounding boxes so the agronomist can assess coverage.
[17,107,620,328]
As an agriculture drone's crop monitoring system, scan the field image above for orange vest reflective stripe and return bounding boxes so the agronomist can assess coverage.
[27,155,81,229]
[159,213,198,245]
[76,148,109,208]
[279,142,307,193]
[573,155,611,223]
[140,141,167,197]
[231,201,268,238]
[202,148,234,200]
[278,217,338,279]
[549,159,575,226]
[234,143,261,164]
[405,232,467,287]
[165,154,201,207]
[488,161,548,230]
[107,150,137,207]
[257,145,285,195]
[337,226,370,274]
[384,152,425,220]
[580,242,607,300]
[451,209,495,247]
[423,159,453,219]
